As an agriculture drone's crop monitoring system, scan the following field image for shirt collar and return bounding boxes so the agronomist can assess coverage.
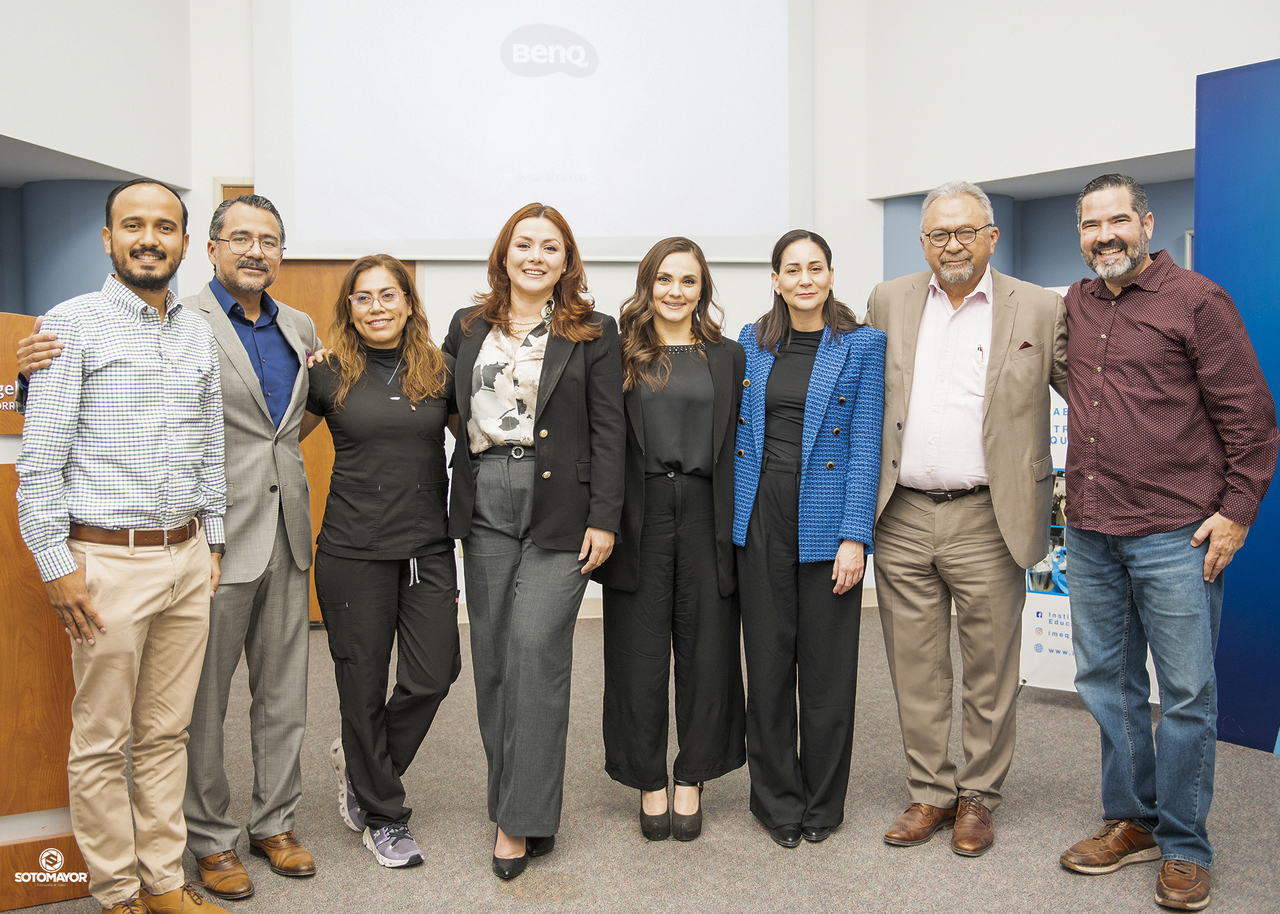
[928,263,994,310]
[210,276,279,324]
[103,274,180,320]
[1084,249,1173,300]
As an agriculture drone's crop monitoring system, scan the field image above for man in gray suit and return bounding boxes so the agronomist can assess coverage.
[18,195,320,899]
[866,181,1067,857]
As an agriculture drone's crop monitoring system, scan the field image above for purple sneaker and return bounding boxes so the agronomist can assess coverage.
[330,736,366,834]
[363,822,423,868]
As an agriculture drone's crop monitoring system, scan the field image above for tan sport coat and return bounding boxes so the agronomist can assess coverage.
[866,268,1067,569]
[184,283,320,584]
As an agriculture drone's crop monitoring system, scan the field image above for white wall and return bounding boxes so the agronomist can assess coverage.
[864,0,1280,198]
[0,2,191,188]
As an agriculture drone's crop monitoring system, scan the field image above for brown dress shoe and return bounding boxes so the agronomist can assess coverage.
[950,797,994,857]
[102,900,147,914]
[142,883,232,913]
[1156,860,1211,911]
[884,803,958,846]
[196,849,254,900]
[1060,819,1161,874]
[249,831,316,877]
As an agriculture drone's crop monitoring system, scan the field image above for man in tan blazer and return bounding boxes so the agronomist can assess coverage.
[866,181,1067,857]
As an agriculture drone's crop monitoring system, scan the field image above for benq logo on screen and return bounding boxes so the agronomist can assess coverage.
[502,25,598,77]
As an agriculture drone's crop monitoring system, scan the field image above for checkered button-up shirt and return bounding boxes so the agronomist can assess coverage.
[17,275,227,581]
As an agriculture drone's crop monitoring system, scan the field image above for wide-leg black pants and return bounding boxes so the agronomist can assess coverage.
[316,550,461,829]
[738,456,863,830]
[602,473,746,790]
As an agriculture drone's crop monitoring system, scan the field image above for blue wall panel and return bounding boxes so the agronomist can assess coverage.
[1195,58,1280,753]
[21,180,117,316]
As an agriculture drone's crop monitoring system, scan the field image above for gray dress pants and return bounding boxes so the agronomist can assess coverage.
[463,452,592,837]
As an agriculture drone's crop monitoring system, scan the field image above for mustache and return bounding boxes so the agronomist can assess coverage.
[130,245,167,260]
[236,257,270,271]
[1092,241,1127,255]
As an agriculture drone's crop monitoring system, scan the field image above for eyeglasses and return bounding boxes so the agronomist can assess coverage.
[216,235,285,259]
[349,290,404,310]
[923,224,994,248]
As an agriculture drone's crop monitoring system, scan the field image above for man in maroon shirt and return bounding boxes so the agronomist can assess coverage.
[1058,174,1278,912]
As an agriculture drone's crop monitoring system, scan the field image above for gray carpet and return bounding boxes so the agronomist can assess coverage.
[27,608,1280,914]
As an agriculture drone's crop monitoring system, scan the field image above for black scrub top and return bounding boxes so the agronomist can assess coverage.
[307,349,455,560]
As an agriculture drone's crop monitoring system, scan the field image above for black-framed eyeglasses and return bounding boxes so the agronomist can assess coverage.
[923,224,994,248]
[216,235,285,259]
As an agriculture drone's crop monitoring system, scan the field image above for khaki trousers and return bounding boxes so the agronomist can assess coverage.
[67,533,211,907]
[873,486,1025,812]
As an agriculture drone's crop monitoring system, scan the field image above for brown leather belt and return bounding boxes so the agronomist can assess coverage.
[900,484,990,504]
[70,518,198,547]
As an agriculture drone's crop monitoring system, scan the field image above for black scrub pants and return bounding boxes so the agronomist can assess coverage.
[737,455,863,830]
[602,473,746,790]
[316,549,461,829]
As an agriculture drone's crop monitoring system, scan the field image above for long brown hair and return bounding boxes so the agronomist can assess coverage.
[754,229,861,353]
[619,237,723,392]
[328,254,448,408]
[462,202,601,342]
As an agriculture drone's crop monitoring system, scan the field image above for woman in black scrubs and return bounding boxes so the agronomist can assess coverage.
[595,237,745,842]
[443,203,625,880]
[733,230,885,848]
[302,254,459,870]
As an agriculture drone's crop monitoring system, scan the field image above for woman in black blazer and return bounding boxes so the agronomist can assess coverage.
[301,254,459,870]
[442,203,625,880]
[594,237,746,842]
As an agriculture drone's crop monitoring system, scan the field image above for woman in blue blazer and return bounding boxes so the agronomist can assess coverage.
[733,229,885,848]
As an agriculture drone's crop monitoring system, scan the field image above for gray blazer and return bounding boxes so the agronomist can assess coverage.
[866,268,1068,569]
[184,283,320,584]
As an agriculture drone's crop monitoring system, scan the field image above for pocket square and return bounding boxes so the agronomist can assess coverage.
[1018,341,1034,349]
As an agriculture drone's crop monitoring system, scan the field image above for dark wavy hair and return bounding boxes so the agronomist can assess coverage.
[618,237,723,392]
[462,202,601,342]
[754,229,860,353]
[328,254,448,408]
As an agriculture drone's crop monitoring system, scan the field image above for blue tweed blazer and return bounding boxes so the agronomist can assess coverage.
[732,321,886,561]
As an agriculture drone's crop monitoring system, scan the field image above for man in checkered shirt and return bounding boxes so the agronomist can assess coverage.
[16,179,231,914]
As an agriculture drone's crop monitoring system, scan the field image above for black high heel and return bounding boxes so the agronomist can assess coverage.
[640,789,671,841]
[491,828,528,880]
[671,780,704,841]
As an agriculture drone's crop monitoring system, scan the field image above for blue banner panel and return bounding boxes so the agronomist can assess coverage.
[1196,58,1280,754]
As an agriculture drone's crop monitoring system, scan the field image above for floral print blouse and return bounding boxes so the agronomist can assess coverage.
[466,317,550,453]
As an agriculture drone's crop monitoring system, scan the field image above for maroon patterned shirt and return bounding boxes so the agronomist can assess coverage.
[1064,250,1278,535]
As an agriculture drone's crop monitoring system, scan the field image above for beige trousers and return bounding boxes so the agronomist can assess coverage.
[67,533,211,907]
[873,486,1026,812]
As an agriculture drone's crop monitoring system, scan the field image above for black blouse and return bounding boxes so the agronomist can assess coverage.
[306,349,455,560]
[640,345,715,478]
[763,329,824,461]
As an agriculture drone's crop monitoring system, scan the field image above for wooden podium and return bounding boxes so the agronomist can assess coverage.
[0,312,92,908]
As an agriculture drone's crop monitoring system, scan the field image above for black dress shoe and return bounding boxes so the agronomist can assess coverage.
[526,835,555,857]
[671,780,704,842]
[640,791,671,841]
[492,828,529,880]
[769,824,802,848]
[801,825,833,843]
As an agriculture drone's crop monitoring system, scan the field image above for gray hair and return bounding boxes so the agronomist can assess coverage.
[920,181,995,231]
[1076,174,1149,224]
[209,194,286,244]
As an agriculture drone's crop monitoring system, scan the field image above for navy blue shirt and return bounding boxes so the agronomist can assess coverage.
[211,278,300,428]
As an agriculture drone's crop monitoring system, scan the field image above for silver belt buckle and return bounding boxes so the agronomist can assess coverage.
[511,446,525,459]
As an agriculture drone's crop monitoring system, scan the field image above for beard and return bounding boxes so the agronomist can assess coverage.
[111,244,179,292]
[216,257,273,295]
[1084,233,1149,281]
[937,255,975,285]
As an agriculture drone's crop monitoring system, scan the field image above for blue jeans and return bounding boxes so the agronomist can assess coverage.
[1065,522,1222,868]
